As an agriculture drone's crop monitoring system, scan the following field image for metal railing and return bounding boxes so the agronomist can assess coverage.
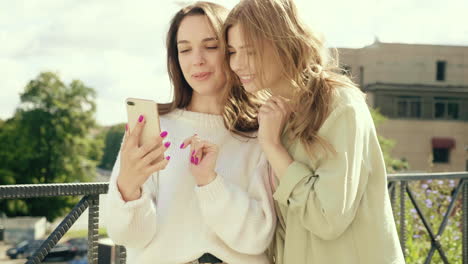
[0,183,126,264]
[388,172,468,264]
[0,171,467,264]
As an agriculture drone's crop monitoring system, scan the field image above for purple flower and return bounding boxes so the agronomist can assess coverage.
[426,189,432,194]
[425,199,433,208]
[413,234,421,239]
[449,180,456,187]
[447,196,452,202]
[454,235,460,240]
[410,209,417,214]
[430,215,435,220]
[437,180,444,185]
[427,180,433,184]
[432,190,438,194]
[421,184,429,189]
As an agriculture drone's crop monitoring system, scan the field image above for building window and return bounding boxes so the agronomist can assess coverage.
[436,61,446,81]
[433,97,460,120]
[431,137,455,164]
[433,148,449,163]
[396,96,421,118]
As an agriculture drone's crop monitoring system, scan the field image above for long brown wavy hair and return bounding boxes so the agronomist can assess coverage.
[223,0,363,154]
[162,1,262,137]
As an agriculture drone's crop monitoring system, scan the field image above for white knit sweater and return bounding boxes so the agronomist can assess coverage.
[105,109,275,264]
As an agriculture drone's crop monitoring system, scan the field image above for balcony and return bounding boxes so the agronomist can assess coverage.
[1,171,467,264]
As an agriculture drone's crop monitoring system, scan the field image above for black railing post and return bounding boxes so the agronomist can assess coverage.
[390,182,397,216]
[116,245,127,264]
[400,181,407,259]
[463,180,468,264]
[88,194,100,264]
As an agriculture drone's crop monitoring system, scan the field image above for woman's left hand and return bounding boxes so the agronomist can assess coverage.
[181,134,219,186]
[258,96,291,148]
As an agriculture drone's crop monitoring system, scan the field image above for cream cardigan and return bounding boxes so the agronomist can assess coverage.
[271,87,405,264]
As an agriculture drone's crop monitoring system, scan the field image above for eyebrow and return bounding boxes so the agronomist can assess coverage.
[177,37,218,45]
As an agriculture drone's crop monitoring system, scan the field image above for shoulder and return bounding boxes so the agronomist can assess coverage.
[319,86,372,134]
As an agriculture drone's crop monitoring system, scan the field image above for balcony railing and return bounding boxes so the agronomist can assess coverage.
[1,171,467,264]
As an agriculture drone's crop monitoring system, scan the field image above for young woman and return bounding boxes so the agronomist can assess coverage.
[224,0,405,263]
[105,2,275,264]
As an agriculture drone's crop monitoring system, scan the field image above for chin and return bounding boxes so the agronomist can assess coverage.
[243,83,260,93]
[192,84,222,96]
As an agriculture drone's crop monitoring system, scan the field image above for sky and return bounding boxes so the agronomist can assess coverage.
[1,0,467,126]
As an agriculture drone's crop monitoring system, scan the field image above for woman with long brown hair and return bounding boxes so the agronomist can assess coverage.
[105,2,275,263]
[224,0,404,263]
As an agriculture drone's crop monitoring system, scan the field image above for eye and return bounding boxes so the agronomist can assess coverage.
[206,46,218,50]
[228,51,236,56]
[179,49,191,54]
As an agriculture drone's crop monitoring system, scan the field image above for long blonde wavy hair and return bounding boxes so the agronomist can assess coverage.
[224,0,362,155]
[163,1,262,138]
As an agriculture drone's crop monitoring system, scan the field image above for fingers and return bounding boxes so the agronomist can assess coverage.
[145,157,170,175]
[270,96,290,114]
[180,134,218,165]
[192,140,218,165]
[121,124,130,151]
[180,134,198,150]
[137,131,169,158]
[128,114,146,147]
[261,96,290,116]
[141,142,167,166]
[190,136,202,165]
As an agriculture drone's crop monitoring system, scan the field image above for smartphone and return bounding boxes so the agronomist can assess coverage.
[126,98,161,147]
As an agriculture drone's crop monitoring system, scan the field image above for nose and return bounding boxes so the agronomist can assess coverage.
[229,53,244,73]
[192,49,206,66]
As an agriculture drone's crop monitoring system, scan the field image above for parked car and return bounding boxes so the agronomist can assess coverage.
[7,239,79,261]
[6,240,33,259]
[65,237,88,256]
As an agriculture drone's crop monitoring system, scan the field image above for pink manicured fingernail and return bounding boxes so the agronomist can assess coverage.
[138,115,144,122]
[160,131,168,137]
[125,124,128,131]
[164,142,171,148]
[195,157,199,165]
[190,156,195,163]
[180,143,185,149]
[166,156,171,161]
[192,150,195,155]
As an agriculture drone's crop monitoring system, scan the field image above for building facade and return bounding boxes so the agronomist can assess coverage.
[339,41,468,172]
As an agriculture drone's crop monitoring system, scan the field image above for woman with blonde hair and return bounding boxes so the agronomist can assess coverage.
[105,2,275,263]
[223,0,405,263]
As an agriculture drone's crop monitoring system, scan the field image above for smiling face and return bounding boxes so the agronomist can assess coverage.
[227,23,284,93]
[176,15,226,97]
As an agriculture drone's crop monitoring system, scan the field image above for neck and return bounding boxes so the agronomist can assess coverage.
[269,78,293,99]
[187,92,223,115]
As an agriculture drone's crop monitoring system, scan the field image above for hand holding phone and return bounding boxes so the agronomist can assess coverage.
[116,98,170,201]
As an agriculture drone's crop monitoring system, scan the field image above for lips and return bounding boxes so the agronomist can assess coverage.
[237,74,255,84]
[192,72,212,81]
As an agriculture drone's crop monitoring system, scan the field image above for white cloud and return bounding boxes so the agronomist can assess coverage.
[1,0,467,126]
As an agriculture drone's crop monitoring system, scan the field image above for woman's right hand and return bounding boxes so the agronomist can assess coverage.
[117,115,171,201]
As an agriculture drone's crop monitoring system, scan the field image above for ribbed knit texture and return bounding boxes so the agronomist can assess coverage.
[105,109,276,264]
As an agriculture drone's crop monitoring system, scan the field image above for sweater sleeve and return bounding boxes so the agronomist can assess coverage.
[105,152,158,248]
[273,104,370,240]
[194,155,276,255]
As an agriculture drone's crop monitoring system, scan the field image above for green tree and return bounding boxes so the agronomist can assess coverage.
[0,72,103,220]
[370,108,408,173]
[99,123,125,170]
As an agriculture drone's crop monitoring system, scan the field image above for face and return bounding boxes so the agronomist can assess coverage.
[177,15,226,96]
[227,24,283,93]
